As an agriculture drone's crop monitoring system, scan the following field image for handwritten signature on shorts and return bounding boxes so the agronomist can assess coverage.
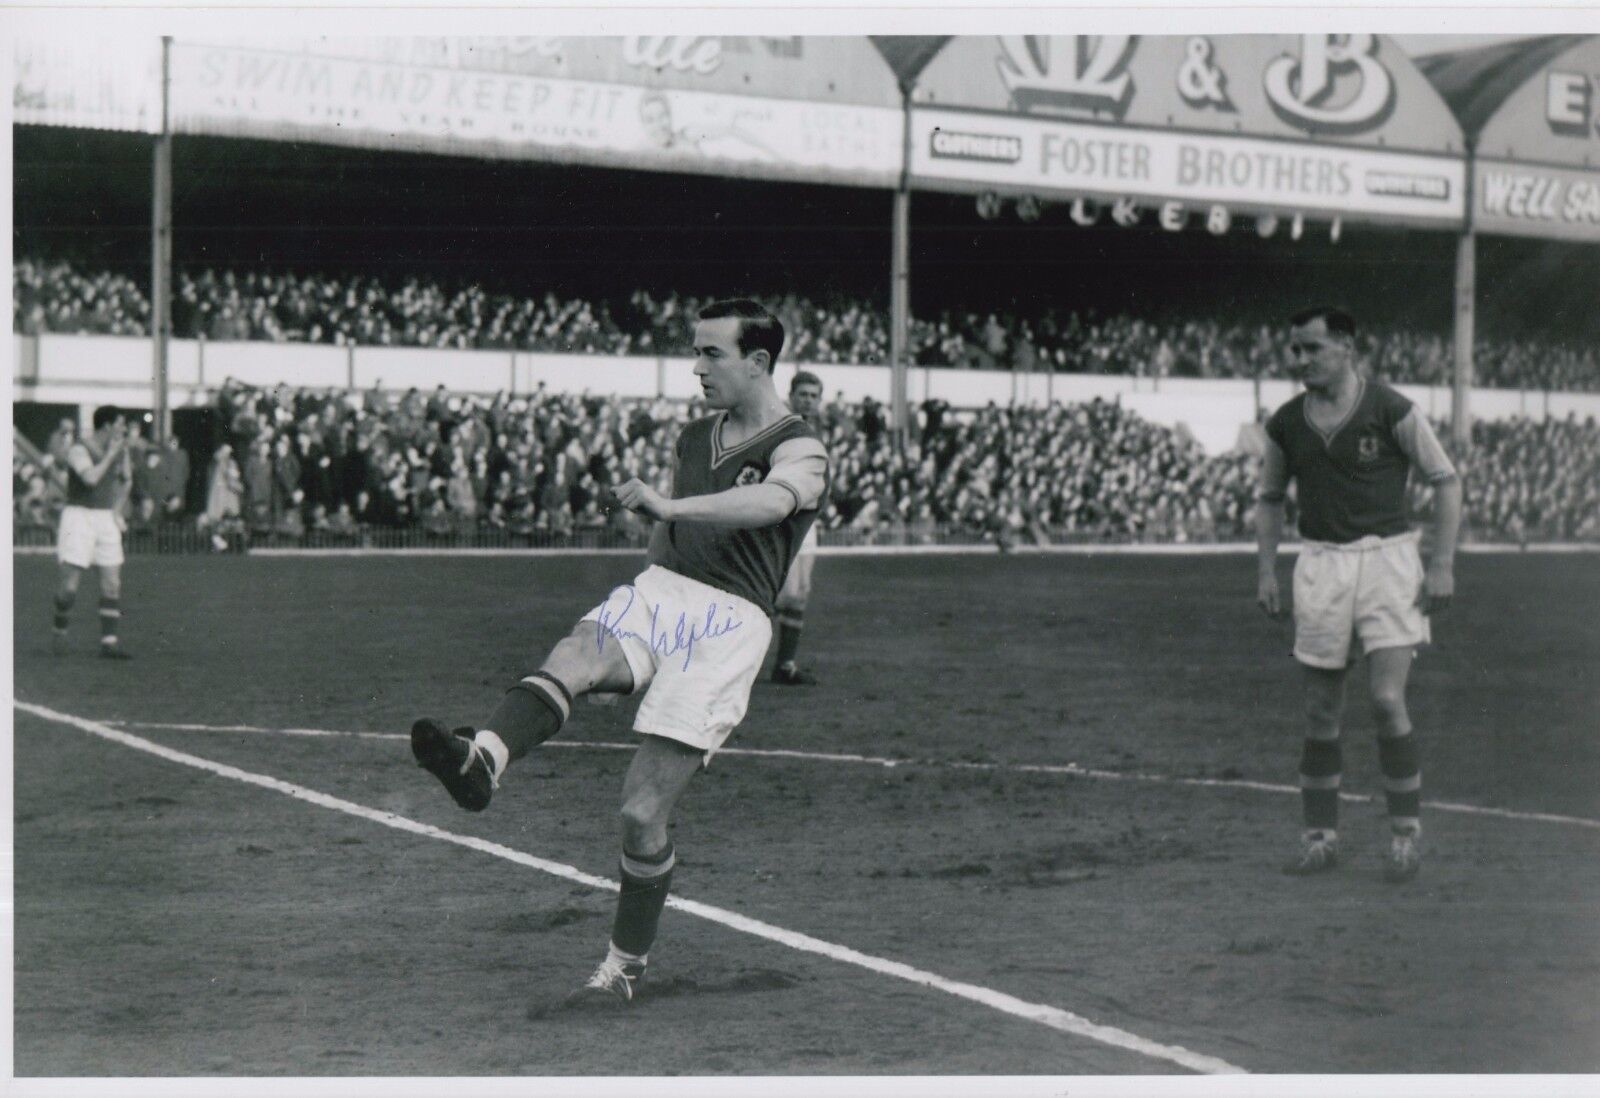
[594,585,743,670]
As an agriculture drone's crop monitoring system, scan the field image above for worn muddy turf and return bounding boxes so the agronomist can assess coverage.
[12,551,1600,1075]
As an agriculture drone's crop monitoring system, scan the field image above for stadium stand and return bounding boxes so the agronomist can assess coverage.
[16,375,1599,548]
[15,257,1600,391]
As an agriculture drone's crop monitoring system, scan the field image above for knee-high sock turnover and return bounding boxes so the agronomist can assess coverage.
[774,612,803,669]
[52,590,75,633]
[1300,737,1342,833]
[611,843,676,961]
[481,672,572,765]
[1378,732,1421,834]
[98,597,121,645]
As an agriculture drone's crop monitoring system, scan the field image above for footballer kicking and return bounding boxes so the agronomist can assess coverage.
[1256,307,1462,883]
[770,370,826,686]
[410,299,829,1009]
[52,405,135,659]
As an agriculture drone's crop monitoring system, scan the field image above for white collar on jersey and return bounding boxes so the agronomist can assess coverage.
[709,412,801,469]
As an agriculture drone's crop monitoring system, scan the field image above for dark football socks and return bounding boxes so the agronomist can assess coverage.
[774,612,803,669]
[482,672,572,764]
[98,597,121,647]
[1378,732,1422,834]
[611,843,676,961]
[52,590,75,634]
[1300,737,1342,832]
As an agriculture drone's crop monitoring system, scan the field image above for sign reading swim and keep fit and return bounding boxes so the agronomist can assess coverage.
[910,34,1469,227]
[162,37,906,188]
[12,35,907,189]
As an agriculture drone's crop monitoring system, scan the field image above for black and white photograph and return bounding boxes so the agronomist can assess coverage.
[6,2,1600,1091]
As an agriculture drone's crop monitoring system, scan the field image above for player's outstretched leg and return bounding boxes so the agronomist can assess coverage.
[410,720,501,812]
[1370,648,1423,883]
[1284,665,1346,876]
[411,672,572,812]
[411,620,630,811]
[562,735,701,1012]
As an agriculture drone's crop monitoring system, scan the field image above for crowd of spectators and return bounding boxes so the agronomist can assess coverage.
[1456,417,1600,543]
[14,416,189,533]
[15,257,1600,392]
[16,378,1599,548]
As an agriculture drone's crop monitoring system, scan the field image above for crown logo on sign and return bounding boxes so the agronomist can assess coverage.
[995,35,1137,118]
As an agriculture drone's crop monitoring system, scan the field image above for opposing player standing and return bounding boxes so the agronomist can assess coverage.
[1256,307,1462,882]
[410,299,829,1007]
[770,370,825,685]
[52,405,134,659]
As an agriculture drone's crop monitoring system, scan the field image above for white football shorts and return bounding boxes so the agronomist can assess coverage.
[57,505,124,569]
[1292,529,1430,670]
[580,564,771,758]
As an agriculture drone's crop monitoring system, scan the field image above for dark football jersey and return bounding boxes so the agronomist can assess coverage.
[648,412,829,613]
[65,439,129,510]
[1263,379,1455,544]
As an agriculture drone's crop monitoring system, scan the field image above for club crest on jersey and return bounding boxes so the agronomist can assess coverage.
[734,462,765,487]
[1356,433,1381,463]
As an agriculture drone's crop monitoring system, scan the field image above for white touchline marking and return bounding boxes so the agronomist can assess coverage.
[18,699,1245,1076]
[19,542,1589,559]
[112,718,1600,832]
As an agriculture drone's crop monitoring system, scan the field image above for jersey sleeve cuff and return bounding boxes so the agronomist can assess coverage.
[769,479,803,517]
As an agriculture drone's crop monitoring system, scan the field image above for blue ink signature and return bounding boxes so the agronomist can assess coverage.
[595,585,744,670]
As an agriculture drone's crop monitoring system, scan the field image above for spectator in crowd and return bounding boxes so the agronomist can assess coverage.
[155,434,191,520]
[201,443,245,551]
[131,447,167,530]
[47,418,76,480]
[13,453,64,530]
[271,434,303,531]
[242,438,274,534]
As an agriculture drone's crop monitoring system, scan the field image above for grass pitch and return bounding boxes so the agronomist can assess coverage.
[12,550,1600,1075]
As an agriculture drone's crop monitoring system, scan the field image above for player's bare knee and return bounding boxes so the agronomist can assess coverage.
[1303,696,1343,736]
[541,626,623,696]
[1368,683,1408,723]
[618,794,669,850]
[100,569,122,600]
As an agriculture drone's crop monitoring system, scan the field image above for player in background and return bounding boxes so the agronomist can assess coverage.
[410,299,830,1009]
[52,405,134,659]
[770,370,825,685]
[1256,307,1462,883]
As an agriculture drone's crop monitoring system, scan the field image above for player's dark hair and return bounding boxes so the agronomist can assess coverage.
[790,370,823,392]
[92,405,124,431]
[1288,306,1357,340]
[698,299,785,373]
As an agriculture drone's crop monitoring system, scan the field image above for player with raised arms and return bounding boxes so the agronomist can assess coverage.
[52,405,134,659]
[410,298,830,1009]
[1256,306,1462,883]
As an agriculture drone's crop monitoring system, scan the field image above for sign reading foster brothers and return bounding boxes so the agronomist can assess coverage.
[912,35,1467,226]
[1473,37,1600,243]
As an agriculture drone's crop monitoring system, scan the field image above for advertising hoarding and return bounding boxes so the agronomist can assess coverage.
[1473,37,1600,241]
[911,35,1468,226]
[165,36,905,187]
